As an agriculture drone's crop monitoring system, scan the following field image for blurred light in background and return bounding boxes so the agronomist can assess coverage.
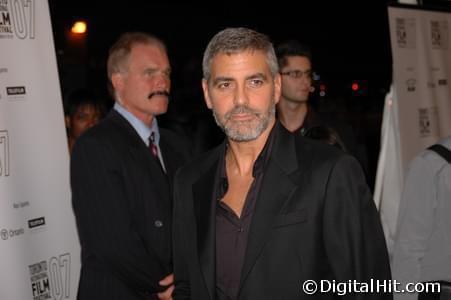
[71,21,87,34]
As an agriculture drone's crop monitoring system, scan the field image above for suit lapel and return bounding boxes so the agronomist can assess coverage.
[110,110,171,213]
[239,124,299,291]
[192,145,224,300]
[159,135,177,188]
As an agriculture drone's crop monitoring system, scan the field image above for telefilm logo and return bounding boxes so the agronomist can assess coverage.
[28,216,46,233]
[28,217,45,229]
[0,0,35,39]
[29,253,72,300]
[6,85,27,100]
[6,85,25,95]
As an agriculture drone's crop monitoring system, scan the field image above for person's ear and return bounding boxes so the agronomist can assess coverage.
[65,115,71,129]
[274,73,282,105]
[202,79,213,109]
[111,72,124,92]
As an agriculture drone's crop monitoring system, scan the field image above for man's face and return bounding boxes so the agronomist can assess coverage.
[67,103,101,139]
[202,50,281,142]
[279,56,312,104]
[112,43,171,124]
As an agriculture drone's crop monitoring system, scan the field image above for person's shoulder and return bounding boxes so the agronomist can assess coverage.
[160,127,189,145]
[294,134,364,178]
[176,143,223,181]
[73,111,129,152]
[413,137,451,169]
[296,134,345,162]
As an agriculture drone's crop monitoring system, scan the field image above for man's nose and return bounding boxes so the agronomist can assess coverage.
[233,85,249,106]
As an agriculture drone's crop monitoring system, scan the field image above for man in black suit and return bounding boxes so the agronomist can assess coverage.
[275,40,366,171]
[172,28,391,299]
[71,32,189,300]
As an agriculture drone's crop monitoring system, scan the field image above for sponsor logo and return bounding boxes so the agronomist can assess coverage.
[6,86,25,95]
[406,78,416,92]
[0,0,36,40]
[0,228,8,240]
[1,227,25,240]
[29,261,51,300]
[0,0,13,38]
[418,107,438,137]
[430,20,448,50]
[13,201,30,209]
[396,17,416,49]
[28,217,45,229]
[29,253,72,300]
[438,79,447,86]
[5,86,26,100]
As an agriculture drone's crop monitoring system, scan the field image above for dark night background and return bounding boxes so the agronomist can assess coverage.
[48,1,398,187]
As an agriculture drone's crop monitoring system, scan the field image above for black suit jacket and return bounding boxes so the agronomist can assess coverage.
[71,110,189,300]
[173,123,391,300]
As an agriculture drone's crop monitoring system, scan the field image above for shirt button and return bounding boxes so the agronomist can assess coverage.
[154,220,163,228]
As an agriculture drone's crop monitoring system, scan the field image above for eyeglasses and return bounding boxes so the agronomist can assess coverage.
[280,70,313,79]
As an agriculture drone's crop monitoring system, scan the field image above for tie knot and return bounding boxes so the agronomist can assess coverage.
[149,131,156,143]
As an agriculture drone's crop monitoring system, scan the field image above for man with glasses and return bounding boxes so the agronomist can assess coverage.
[275,41,363,161]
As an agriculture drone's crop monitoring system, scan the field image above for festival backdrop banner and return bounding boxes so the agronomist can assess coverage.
[376,4,451,256]
[0,1,81,299]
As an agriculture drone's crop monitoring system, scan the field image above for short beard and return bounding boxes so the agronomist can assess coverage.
[212,101,276,142]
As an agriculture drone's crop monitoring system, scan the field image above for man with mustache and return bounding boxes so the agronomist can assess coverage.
[172,28,391,299]
[71,32,189,300]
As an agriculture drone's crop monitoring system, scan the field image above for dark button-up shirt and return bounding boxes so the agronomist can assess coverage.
[215,127,275,300]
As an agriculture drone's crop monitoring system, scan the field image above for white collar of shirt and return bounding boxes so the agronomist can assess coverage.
[113,102,161,147]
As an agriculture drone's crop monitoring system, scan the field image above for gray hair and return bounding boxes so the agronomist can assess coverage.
[202,27,279,81]
[107,32,166,99]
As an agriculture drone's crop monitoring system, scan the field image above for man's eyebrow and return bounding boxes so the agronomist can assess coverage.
[246,72,267,81]
[212,76,234,86]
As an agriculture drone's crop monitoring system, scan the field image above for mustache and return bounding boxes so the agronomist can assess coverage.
[225,105,260,119]
[148,90,170,99]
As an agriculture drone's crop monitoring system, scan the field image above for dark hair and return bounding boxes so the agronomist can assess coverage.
[275,40,312,69]
[64,88,106,117]
[303,126,347,152]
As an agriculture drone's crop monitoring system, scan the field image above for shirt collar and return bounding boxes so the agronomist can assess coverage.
[113,102,160,146]
[220,123,276,182]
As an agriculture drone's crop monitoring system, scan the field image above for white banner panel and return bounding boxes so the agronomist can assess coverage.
[376,5,451,257]
[389,5,451,168]
[0,1,80,299]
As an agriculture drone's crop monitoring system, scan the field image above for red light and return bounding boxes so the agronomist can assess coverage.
[351,82,359,91]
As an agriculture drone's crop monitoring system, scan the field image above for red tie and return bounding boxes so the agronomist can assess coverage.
[149,132,159,158]
[149,132,165,173]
